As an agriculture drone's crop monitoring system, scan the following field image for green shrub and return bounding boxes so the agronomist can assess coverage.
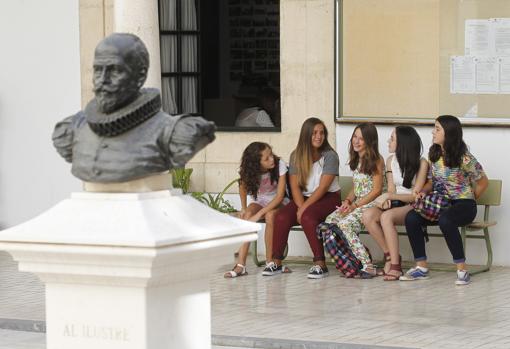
[191,178,239,213]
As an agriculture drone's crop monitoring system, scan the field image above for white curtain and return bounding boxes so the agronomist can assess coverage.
[182,77,198,113]
[182,35,197,72]
[181,1,198,113]
[159,0,176,30]
[160,0,199,114]
[162,77,178,115]
[181,0,197,30]
[161,36,177,72]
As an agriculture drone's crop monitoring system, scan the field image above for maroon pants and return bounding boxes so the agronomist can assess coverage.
[273,192,340,262]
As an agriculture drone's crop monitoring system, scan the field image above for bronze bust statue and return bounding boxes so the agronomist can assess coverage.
[52,33,215,183]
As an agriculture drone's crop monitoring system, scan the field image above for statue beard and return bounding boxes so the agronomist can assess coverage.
[94,84,139,114]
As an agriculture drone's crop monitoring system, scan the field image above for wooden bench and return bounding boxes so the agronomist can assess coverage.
[252,176,502,275]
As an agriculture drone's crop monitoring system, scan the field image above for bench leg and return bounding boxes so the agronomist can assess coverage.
[283,244,289,260]
[485,227,493,271]
[470,227,493,275]
[251,240,265,267]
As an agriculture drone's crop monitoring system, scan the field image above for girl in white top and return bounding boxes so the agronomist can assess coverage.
[224,142,288,278]
[362,126,428,281]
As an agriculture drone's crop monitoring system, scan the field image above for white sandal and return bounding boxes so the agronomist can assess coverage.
[224,263,248,278]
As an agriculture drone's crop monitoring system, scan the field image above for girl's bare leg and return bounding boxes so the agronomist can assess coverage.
[362,207,389,272]
[263,209,277,263]
[225,203,263,277]
[236,203,263,265]
[381,205,413,279]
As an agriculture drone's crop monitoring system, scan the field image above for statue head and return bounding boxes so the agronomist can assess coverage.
[92,33,150,114]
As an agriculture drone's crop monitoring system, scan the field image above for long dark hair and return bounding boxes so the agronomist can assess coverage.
[395,126,423,188]
[239,142,280,199]
[429,115,467,168]
[348,123,381,175]
[292,117,334,189]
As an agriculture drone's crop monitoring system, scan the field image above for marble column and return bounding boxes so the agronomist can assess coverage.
[113,0,161,90]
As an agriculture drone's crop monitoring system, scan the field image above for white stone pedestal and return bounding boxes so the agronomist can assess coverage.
[0,190,258,349]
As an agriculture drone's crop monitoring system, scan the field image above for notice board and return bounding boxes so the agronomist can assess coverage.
[337,0,510,123]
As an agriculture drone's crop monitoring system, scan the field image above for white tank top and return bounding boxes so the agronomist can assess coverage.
[390,155,420,194]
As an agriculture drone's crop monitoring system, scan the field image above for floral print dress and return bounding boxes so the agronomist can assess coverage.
[323,166,381,268]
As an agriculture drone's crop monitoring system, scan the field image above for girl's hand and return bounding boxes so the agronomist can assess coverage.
[376,199,391,210]
[374,193,389,206]
[249,212,263,223]
[338,200,351,212]
[413,191,426,201]
[374,193,392,210]
[239,209,248,219]
[336,201,354,216]
[296,206,306,224]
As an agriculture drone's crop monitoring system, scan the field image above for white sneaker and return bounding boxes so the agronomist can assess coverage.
[307,265,329,279]
[399,266,430,281]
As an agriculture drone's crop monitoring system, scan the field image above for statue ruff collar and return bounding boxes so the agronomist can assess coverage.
[85,88,162,137]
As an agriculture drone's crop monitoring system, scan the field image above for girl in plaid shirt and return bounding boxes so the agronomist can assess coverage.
[402,115,488,285]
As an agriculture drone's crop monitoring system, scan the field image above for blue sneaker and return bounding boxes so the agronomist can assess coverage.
[400,266,429,281]
[455,270,471,285]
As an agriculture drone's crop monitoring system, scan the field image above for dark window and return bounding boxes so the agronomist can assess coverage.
[158,0,280,131]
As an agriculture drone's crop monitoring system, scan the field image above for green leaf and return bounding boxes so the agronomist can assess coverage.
[171,168,193,193]
[190,178,239,213]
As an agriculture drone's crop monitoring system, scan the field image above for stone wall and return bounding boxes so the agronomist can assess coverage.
[78,0,337,193]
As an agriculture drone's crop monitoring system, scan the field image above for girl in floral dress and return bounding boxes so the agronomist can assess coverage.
[318,123,384,278]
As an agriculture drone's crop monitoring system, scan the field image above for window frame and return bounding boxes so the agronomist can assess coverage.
[158,0,202,115]
[158,0,282,132]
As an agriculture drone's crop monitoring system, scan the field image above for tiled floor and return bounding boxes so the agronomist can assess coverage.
[0,329,250,349]
[0,329,44,349]
[2,256,510,348]
[0,252,44,321]
[212,262,510,349]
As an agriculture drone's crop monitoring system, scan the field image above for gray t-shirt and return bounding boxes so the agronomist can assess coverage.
[289,149,340,196]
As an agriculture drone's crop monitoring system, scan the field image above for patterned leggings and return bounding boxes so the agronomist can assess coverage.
[324,205,372,268]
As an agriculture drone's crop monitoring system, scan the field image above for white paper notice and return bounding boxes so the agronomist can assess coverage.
[475,57,499,93]
[494,18,510,56]
[465,19,493,56]
[451,56,476,93]
[499,57,510,93]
